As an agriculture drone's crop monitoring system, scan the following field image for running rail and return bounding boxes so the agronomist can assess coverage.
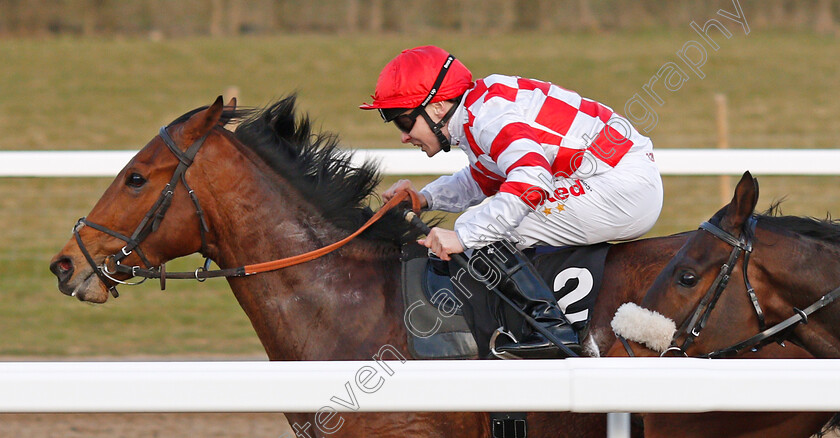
[1,358,839,413]
[1,149,839,177]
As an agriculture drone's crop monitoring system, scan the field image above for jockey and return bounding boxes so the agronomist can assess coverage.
[361,45,663,359]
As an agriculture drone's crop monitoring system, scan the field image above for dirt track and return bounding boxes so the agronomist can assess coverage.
[0,413,295,438]
[3,413,838,437]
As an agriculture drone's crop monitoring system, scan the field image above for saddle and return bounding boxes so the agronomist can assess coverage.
[400,242,611,360]
[400,243,478,359]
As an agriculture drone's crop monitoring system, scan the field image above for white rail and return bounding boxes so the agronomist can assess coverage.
[0,149,838,177]
[1,358,839,413]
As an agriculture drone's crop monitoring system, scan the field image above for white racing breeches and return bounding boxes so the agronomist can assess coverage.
[455,149,663,249]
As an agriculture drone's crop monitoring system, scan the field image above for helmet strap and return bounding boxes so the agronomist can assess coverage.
[411,53,457,153]
[418,102,459,153]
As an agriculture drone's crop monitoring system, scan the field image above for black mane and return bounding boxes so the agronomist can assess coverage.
[169,95,425,247]
[758,201,840,245]
[711,201,840,245]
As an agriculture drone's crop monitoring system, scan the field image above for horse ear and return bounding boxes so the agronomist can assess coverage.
[226,97,237,110]
[182,96,225,144]
[721,171,758,233]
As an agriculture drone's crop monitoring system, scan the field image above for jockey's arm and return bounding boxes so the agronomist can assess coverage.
[418,166,486,212]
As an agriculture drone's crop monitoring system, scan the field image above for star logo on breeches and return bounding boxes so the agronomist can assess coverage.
[542,204,566,215]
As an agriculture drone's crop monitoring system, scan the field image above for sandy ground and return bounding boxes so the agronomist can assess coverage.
[2,413,838,438]
[0,413,295,438]
[1,413,838,438]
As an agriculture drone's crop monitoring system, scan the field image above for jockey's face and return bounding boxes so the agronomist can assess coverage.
[397,103,450,158]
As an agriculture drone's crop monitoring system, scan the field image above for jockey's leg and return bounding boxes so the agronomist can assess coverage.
[447,257,498,358]
[474,240,582,359]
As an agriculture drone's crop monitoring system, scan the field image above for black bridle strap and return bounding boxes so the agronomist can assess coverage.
[74,124,424,294]
[668,217,758,353]
[672,240,743,352]
[705,283,840,358]
[126,127,209,255]
[739,219,766,330]
[669,215,838,358]
[179,171,210,253]
[72,126,212,297]
[80,217,154,268]
[616,334,636,357]
[697,218,766,334]
[74,225,120,298]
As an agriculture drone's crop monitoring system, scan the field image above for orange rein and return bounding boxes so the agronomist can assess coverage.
[242,190,422,275]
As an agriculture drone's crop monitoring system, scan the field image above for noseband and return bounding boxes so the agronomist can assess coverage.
[73,126,212,298]
[663,216,840,358]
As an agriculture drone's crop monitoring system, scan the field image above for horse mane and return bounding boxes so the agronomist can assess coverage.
[759,201,840,245]
[168,95,427,247]
[711,200,840,245]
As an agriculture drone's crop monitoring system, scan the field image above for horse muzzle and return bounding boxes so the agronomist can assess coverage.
[49,253,111,303]
[49,255,74,287]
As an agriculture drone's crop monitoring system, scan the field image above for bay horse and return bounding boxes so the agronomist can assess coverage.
[48,97,829,437]
[607,171,840,437]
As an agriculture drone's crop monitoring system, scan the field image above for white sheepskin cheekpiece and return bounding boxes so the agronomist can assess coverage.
[611,302,677,353]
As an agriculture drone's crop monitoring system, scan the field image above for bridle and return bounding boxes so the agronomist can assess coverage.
[74,126,211,298]
[72,124,421,298]
[661,216,761,356]
[659,216,840,358]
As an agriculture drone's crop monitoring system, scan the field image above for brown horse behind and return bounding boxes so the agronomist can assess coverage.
[49,97,833,437]
[608,171,840,437]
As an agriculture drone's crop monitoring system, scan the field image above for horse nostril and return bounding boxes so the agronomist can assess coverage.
[50,256,74,281]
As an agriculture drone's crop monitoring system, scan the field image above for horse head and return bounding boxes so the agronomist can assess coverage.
[613,172,766,356]
[49,96,233,303]
[622,170,840,358]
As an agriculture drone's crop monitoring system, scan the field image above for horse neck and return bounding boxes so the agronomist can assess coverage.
[194,136,406,361]
[590,233,690,354]
[753,225,840,358]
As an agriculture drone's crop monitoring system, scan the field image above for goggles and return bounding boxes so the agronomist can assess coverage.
[379,107,425,134]
[392,108,425,133]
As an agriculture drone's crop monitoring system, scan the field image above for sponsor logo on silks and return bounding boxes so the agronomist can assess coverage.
[646,152,655,162]
[539,179,589,216]
[518,179,590,218]
[546,179,587,203]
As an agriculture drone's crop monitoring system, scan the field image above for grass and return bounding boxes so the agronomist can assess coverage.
[1,30,839,357]
[1,31,839,150]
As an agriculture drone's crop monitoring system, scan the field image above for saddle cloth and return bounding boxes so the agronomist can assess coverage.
[400,242,611,360]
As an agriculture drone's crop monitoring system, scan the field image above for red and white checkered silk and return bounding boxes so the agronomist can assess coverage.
[420,74,655,248]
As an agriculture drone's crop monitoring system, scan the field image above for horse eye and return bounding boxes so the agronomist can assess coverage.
[678,271,699,288]
[126,172,147,188]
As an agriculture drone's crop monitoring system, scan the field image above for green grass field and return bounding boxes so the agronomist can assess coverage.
[1,31,839,357]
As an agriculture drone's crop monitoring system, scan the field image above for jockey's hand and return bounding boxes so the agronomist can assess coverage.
[418,228,464,261]
[382,179,428,208]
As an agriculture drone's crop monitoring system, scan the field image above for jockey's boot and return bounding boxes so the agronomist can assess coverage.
[474,241,582,359]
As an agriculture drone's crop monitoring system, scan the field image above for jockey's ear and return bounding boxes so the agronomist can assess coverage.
[432,101,451,118]
[721,171,758,234]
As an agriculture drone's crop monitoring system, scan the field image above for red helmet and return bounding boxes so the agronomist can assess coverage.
[360,46,473,113]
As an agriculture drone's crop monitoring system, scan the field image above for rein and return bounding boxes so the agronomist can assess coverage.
[662,216,840,358]
[73,125,421,297]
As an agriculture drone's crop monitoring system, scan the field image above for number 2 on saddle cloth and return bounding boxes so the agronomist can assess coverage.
[402,242,609,359]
